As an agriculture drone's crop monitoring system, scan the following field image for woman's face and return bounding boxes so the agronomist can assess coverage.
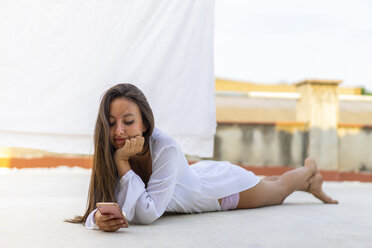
[109,97,146,149]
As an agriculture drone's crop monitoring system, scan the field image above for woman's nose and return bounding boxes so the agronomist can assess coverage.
[115,123,125,135]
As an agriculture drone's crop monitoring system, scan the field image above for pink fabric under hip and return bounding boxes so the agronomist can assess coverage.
[220,192,240,211]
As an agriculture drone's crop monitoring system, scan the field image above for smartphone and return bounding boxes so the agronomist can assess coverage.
[96,202,129,228]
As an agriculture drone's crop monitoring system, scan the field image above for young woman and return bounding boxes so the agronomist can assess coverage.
[69,83,338,232]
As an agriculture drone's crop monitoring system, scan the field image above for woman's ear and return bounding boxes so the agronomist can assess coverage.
[142,126,147,133]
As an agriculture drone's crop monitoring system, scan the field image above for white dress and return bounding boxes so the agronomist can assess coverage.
[86,128,260,227]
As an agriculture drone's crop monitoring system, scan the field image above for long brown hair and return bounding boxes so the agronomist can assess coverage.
[67,83,154,224]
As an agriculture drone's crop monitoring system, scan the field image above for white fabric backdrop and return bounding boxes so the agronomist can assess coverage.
[0,0,216,157]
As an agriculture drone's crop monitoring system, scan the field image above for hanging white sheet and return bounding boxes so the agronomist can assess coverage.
[0,0,216,157]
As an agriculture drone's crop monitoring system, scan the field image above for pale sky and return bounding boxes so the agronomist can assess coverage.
[214,0,372,91]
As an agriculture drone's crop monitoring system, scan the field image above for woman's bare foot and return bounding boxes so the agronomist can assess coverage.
[304,158,318,176]
[308,173,338,204]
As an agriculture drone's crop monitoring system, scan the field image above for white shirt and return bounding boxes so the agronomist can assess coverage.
[86,128,260,228]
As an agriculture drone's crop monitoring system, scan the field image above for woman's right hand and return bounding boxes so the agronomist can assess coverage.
[95,210,125,232]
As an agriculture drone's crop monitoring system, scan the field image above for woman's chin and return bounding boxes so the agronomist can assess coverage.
[116,143,124,149]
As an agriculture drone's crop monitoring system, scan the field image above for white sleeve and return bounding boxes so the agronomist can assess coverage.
[116,145,180,224]
[85,208,98,230]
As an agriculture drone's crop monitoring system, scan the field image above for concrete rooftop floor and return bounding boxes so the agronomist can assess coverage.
[1,167,371,248]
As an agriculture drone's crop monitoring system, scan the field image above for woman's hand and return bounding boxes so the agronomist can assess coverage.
[114,136,145,162]
[114,136,145,177]
[95,210,125,232]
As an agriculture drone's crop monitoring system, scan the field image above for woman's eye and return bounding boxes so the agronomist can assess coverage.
[109,122,115,127]
[124,120,134,125]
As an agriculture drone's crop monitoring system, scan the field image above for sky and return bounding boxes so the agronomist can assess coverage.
[214,0,372,91]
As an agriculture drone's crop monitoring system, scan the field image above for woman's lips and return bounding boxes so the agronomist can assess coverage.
[114,138,126,144]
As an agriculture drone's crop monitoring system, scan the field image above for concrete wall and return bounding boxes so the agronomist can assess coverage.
[338,126,372,171]
[216,93,372,125]
[212,123,372,172]
[213,123,308,167]
[215,79,372,171]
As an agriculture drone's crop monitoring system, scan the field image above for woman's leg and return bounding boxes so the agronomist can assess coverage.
[236,158,338,209]
[262,176,280,181]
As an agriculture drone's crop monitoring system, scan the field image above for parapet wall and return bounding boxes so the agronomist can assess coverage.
[215,79,372,171]
[213,122,308,167]
[212,122,372,172]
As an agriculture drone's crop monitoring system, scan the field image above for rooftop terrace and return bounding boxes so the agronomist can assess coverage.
[1,167,371,248]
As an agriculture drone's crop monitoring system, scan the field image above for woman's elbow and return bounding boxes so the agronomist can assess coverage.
[140,219,156,225]
[135,214,159,225]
